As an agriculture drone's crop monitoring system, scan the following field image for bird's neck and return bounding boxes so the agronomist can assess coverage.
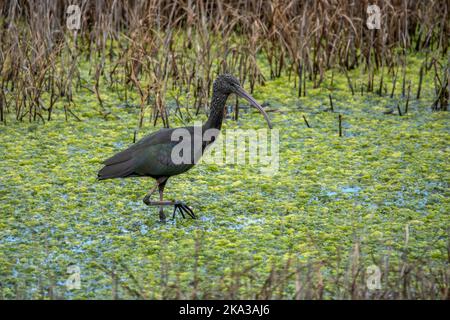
[203,91,229,131]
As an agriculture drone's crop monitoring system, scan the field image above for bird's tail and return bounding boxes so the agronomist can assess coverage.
[97,158,135,180]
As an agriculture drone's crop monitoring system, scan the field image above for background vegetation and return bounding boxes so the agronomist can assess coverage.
[0,0,449,299]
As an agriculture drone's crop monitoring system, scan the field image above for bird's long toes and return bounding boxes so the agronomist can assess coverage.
[178,205,186,219]
[171,202,195,220]
[174,204,186,219]
[172,206,177,220]
[181,204,196,219]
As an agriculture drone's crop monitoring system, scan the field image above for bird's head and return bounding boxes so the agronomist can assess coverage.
[214,74,272,129]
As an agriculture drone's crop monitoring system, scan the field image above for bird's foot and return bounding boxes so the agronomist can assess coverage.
[143,194,151,206]
[172,201,196,219]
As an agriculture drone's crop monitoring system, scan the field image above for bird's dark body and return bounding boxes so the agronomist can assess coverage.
[98,126,205,180]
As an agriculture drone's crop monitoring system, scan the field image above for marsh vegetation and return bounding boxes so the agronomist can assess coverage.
[0,0,449,299]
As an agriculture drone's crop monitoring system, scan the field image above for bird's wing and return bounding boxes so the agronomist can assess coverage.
[98,126,200,179]
[98,128,175,180]
[103,128,174,166]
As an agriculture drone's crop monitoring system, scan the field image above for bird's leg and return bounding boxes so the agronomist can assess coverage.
[158,180,167,222]
[142,177,168,222]
[143,183,158,205]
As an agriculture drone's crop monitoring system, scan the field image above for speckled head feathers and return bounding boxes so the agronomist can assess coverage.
[213,74,241,95]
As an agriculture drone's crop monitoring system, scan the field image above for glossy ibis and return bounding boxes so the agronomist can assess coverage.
[98,74,272,221]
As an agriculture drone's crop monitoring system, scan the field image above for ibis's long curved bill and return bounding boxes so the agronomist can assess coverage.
[235,86,273,129]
